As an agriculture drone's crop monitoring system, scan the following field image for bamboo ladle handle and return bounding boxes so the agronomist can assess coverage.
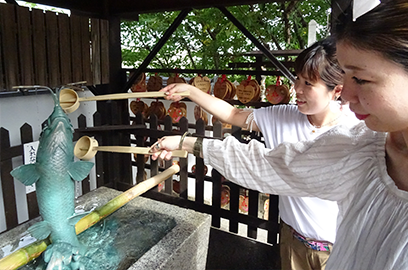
[75,164,180,234]
[74,136,188,160]
[59,88,190,113]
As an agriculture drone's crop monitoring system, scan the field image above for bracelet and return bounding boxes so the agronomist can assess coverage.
[179,132,191,150]
[193,137,203,157]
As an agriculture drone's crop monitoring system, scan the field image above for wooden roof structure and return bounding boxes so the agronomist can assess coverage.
[1,0,351,93]
[1,0,353,133]
[5,0,351,21]
[5,0,303,18]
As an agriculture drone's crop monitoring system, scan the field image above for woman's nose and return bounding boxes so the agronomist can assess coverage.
[340,83,357,104]
[294,82,302,94]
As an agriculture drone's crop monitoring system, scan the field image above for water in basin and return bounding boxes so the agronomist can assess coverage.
[19,208,176,270]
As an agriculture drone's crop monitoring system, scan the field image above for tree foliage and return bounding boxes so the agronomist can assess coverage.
[121,1,331,81]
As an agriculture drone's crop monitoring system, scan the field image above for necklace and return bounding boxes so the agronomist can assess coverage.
[309,113,343,133]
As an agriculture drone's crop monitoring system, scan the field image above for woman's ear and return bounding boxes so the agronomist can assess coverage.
[333,85,343,100]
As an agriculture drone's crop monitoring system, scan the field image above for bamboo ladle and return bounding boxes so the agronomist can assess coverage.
[74,136,188,160]
[59,88,190,114]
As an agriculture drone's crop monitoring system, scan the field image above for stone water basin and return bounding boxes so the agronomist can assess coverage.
[0,187,211,270]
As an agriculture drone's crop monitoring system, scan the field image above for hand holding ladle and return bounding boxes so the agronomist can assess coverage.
[74,136,188,160]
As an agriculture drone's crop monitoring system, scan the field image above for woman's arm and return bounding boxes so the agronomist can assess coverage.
[149,134,345,198]
[201,124,380,201]
[150,123,380,201]
[160,83,260,131]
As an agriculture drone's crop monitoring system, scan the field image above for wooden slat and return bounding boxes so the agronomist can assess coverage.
[267,194,279,244]
[93,112,106,188]
[178,117,189,199]
[134,112,146,185]
[0,4,19,89]
[70,14,83,83]
[58,13,72,85]
[31,8,48,86]
[77,115,91,194]
[229,182,240,233]
[0,12,4,90]
[0,145,22,161]
[229,124,242,233]
[45,11,60,87]
[91,18,101,85]
[210,120,223,228]
[163,115,174,195]
[148,114,159,190]
[100,19,109,84]
[114,100,132,187]
[20,123,39,220]
[26,192,39,221]
[17,6,34,85]
[0,128,19,230]
[81,16,92,85]
[195,118,205,204]
[211,169,222,228]
[247,189,259,239]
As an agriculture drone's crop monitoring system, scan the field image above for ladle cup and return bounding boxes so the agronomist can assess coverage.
[60,89,190,113]
[74,136,188,160]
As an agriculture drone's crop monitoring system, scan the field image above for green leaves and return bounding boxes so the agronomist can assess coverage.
[121,1,330,75]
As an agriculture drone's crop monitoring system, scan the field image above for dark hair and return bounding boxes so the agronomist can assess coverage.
[335,0,408,72]
[294,37,343,91]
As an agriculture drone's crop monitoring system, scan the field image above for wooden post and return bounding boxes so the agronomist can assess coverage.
[178,117,189,199]
[0,128,18,230]
[20,123,39,220]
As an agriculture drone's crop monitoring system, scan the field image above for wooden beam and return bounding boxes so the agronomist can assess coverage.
[244,49,302,56]
[110,0,290,16]
[218,6,296,83]
[28,0,294,18]
[228,61,295,69]
[331,0,352,34]
[124,68,294,77]
[123,8,191,92]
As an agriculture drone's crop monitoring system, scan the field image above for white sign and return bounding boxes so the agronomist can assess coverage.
[308,20,317,47]
[23,141,39,194]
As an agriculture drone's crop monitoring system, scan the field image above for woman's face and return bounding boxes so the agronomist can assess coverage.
[294,73,337,116]
[337,41,408,132]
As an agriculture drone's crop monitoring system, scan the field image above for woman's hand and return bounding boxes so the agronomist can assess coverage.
[160,83,192,102]
[149,136,182,161]
[149,135,198,160]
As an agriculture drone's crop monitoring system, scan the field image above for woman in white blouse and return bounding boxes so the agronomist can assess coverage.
[151,1,408,269]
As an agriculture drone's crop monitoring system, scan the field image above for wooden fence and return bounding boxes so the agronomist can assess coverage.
[131,113,280,245]
[0,111,280,246]
[0,3,109,91]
